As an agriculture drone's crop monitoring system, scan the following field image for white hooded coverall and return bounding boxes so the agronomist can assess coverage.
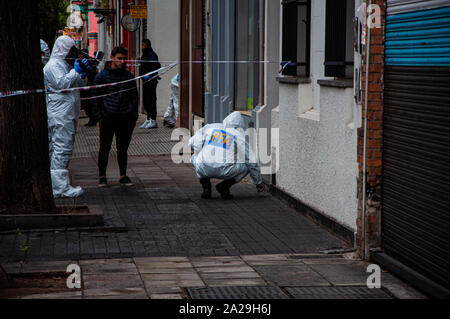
[40,39,50,66]
[163,74,179,126]
[44,36,86,198]
[189,112,263,185]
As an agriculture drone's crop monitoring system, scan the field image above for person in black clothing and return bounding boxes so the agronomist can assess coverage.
[91,46,138,187]
[139,39,161,129]
[80,49,98,127]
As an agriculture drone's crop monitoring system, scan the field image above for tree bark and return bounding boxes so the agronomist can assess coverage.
[0,1,56,214]
[0,264,12,289]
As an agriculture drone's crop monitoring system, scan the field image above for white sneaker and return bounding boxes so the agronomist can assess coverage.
[146,119,158,129]
[140,120,151,129]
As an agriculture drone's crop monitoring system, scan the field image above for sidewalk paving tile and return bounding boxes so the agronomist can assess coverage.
[150,293,183,299]
[82,274,144,290]
[204,278,267,287]
[141,273,202,281]
[253,265,331,287]
[199,272,262,280]
[83,287,147,297]
[143,280,205,288]
[196,266,255,273]
[307,264,370,286]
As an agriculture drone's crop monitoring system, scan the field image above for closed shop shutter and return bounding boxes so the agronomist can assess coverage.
[383,0,450,295]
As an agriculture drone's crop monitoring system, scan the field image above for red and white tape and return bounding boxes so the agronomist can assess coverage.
[0,63,176,100]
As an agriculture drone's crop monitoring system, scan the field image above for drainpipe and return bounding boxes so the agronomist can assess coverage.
[362,0,372,260]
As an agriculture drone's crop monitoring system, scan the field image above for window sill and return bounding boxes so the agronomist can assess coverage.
[276,76,311,85]
[317,79,353,88]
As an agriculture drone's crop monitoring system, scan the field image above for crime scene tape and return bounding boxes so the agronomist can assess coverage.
[0,63,176,100]
[80,64,173,101]
[0,60,295,100]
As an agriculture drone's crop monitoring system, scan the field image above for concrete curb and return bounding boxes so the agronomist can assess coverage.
[0,205,104,231]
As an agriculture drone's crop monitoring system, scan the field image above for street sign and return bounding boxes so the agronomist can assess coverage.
[130,5,147,19]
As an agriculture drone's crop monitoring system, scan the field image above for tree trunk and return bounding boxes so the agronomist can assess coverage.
[0,264,12,289]
[0,1,56,214]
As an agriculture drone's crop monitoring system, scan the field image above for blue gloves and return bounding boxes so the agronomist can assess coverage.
[74,59,91,78]
[143,74,150,81]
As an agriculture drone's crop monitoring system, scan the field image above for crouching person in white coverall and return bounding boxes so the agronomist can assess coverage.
[189,112,264,200]
[44,36,89,198]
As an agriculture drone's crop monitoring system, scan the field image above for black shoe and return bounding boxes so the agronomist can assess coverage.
[200,178,212,199]
[119,176,134,186]
[216,179,236,200]
[98,176,108,188]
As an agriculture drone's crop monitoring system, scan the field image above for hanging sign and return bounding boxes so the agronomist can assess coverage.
[130,5,147,19]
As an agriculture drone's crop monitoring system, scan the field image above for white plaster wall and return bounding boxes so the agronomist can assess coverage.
[274,83,358,230]
[147,0,179,117]
[255,0,280,180]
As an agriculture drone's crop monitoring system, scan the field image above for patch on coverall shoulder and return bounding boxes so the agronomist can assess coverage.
[208,129,235,150]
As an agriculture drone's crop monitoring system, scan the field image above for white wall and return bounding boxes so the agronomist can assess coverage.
[147,0,179,117]
[254,0,280,180]
[271,0,359,230]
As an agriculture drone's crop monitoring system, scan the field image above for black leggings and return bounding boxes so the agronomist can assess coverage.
[98,121,135,177]
[143,81,157,120]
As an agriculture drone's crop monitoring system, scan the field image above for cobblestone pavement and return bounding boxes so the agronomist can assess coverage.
[0,116,348,262]
[0,116,427,299]
[1,254,426,299]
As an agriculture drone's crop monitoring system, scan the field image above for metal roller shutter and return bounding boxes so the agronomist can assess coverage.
[383,1,450,296]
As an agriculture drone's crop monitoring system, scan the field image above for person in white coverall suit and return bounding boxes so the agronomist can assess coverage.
[163,74,179,128]
[44,36,90,198]
[189,112,264,199]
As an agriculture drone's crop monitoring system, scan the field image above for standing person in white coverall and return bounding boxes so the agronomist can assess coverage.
[163,74,179,128]
[189,112,264,199]
[44,36,90,198]
[40,39,50,66]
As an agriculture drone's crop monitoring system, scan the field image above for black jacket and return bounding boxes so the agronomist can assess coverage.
[91,66,139,124]
[140,47,161,86]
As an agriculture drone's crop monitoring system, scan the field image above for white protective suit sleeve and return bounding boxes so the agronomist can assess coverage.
[189,125,208,154]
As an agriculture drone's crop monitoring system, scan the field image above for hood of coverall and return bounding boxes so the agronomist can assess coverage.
[50,36,76,60]
[222,111,245,129]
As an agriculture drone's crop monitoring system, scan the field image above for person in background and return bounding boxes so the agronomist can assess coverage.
[91,46,138,188]
[139,38,161,129]
[80,49,98,127]
[40,39,50,66]
[189,112,264,200]
[163,74,179,128]
[44,35,90,198]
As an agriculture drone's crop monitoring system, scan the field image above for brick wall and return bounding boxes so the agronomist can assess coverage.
[357,0,385,259]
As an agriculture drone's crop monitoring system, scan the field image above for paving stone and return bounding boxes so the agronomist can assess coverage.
[83,287,147,297]
[82,274,143,290]
[138,267,197,274]
[86,294,148,299]
[143,280,205,288]
[307,264,370,286]
[253,265,331,287]
[196,266,255,273]
[141,273,202,281]
[145,286,182,294]
[20,291,83,299]
[134,256,189,263]
[200,271,261,280]
[204,278,267,287]
[21,260,77,273]
[150,293,184,299]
